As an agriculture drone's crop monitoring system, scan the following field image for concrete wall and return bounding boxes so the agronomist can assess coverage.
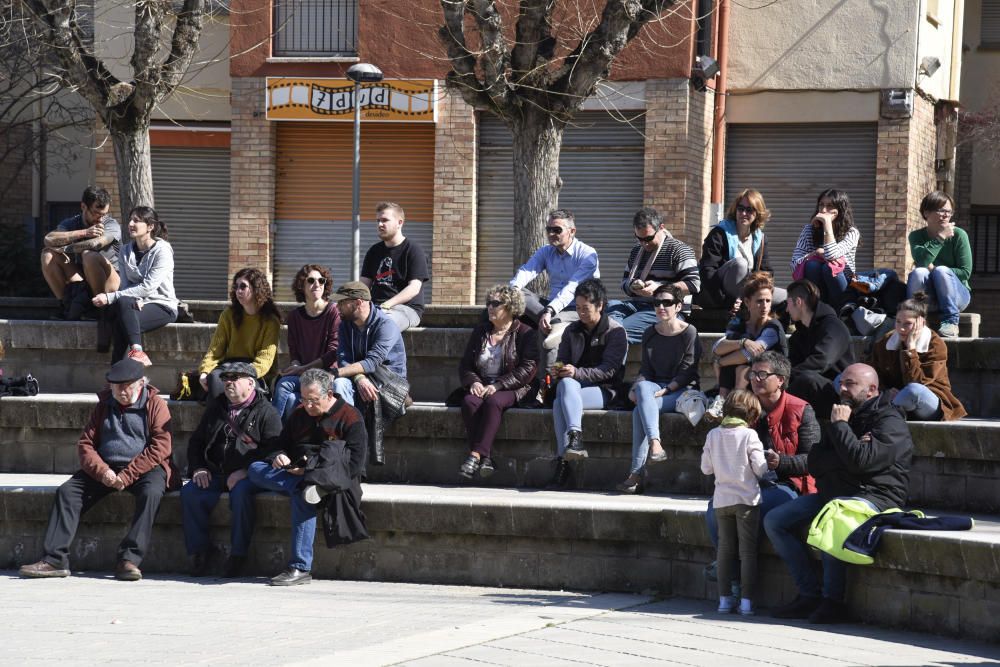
[728,0,923,91]
[960,0,1000,205]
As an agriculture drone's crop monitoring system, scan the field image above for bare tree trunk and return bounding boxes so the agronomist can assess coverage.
[109,120,154,218]
[510,112,565,276]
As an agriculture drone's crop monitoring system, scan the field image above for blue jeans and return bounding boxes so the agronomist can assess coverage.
[247,461,316,571]
[552,379,606,456]
[272,375,301,421]
[763,493,876,601]
[630,381,685,474]
[804,259,849,305]
[181,473,264,557]
[894,383,942,420]
[705,483,798,547]
[334,377,356,406]
[606,300,659,344]
[907,266,970,325]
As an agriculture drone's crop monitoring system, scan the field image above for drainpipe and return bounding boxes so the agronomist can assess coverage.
[709,0,731,224]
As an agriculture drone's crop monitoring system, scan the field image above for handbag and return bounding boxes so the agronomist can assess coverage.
[807,498,907,565]
[370,364,410,420]
[172,370,206,402]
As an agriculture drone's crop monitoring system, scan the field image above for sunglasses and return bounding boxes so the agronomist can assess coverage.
[306,277,326,285]
[486,299,505,308]
[546,226,564,235]
[219,374,247,382]
[234,282,251,291]
[747,370,780,382]
[736,205,756,215]
[653,299,678,308]
[635,233,657,243]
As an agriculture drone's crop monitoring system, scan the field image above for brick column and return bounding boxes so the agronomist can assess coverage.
[874,93,937,277]
[431,87,477,304]
[643,79,714,252]
[229,76,276,280]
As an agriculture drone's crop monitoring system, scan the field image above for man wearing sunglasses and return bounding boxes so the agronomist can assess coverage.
[508,209,600,366]
[607,207,700,343]
[360,202,430,332]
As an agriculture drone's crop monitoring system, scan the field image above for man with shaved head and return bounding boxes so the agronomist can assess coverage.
[764,362,912,625]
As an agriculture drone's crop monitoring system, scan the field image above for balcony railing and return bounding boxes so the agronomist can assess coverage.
[273,0,358,57]
[971,209,1000,275]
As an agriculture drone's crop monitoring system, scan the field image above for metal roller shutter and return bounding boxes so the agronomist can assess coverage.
[476,112,645,299]
[724,123,877,287]
[150,147,231,299]
[274,122,434,301]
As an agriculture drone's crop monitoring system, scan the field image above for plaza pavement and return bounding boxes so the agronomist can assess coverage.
[1,572,998,666]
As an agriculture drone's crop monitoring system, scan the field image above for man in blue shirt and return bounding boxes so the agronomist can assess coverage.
[329,281,407,407]
[509,209,600,366]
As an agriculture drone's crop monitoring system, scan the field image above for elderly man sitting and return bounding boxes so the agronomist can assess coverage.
[19,358,179,581]
[181,361,283,578]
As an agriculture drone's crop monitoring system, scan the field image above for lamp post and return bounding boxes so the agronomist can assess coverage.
[346,63,384,280]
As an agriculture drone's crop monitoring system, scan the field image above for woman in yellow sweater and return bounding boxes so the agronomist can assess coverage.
[199,268,283,398]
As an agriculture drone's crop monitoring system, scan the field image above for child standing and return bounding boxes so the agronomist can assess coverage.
[700,389,768,615]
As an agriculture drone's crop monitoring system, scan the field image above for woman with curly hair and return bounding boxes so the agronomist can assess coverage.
[199,268,282,399]
[91,206,177,365]
[790,188,861,306]
[272,264,341,420]
[456,284,538,480]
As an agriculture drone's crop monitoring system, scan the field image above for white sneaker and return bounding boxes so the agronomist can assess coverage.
[717,596,736,613]
[706,395,725,421]
[738,598,754,616]
[302,484,322,505]
[938,321,959,338]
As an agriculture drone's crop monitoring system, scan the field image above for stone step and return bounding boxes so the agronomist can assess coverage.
[2,396,998,514]
[1,474,995,642]
[1,319,996,414]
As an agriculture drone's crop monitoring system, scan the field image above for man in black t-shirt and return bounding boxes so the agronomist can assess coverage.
[360,202,431,331]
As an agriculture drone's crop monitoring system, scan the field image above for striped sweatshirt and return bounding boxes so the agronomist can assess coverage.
[619,236,700,299]
[790,224,861,279]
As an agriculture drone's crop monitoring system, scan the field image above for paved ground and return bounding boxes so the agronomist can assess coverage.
[2,572,998,666]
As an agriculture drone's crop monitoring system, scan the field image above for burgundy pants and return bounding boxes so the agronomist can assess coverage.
[461,390,518,457]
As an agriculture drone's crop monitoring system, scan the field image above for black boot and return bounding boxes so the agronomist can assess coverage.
[546,458,571,489]
[563,430,588,460]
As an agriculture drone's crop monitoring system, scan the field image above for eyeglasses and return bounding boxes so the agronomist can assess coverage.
[635,232,657,243]
[301,397,326,407]
[653,299,678,308]
[486,299,505,308]
[735,205,756,215]
[748,370,780,382]
[934,209,954,217]
[234,282,251,291]
[546,226,564,235]
[220,374,246,382]
[306,277,326,285]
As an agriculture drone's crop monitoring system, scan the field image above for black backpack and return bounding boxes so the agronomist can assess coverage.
[0,374,39,397]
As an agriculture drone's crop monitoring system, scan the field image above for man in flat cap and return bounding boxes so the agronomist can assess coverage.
[329,281,408,407]
[180,361,282,577]
[19,358,179,581]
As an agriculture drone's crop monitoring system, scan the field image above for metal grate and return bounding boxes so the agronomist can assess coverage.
[971,210,1000,274]
[273,0,358,57]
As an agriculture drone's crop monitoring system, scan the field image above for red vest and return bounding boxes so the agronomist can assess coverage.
[765,392,816,495]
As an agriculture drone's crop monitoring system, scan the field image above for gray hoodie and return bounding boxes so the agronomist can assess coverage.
[107,239,178,314]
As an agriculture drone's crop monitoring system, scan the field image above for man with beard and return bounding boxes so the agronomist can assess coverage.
[763,363,912,624]
[360,202,430,332]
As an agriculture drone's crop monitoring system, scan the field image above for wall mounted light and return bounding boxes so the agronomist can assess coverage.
[919,56,941,78]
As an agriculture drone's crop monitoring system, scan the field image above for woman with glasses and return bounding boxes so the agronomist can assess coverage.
[706,272,788,419]
[199,268,283,399]
[456,284,538,480]
[699,189,784,308]
[90,206,177,366]
[704,350,819,586]
[906,191,972,338]
[790,189,860,306]
[271,264,341,420]
[619,284,700,493]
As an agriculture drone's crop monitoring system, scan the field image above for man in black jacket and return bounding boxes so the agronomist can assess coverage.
[786,279,854,419]
[764,363,912,625]
[181,361,283,577]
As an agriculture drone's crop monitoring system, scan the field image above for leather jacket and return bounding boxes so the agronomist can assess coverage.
[459,319,539,402]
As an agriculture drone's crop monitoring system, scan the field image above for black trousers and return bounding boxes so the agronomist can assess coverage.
[110,296,176,362]
[788,369,839,420]
[42,467,167,569]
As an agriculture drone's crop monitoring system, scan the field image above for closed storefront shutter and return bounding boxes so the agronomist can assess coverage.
[274,122,434,301]
[476,112,645,300]
[724,123,877,287]
[150,146,231,299]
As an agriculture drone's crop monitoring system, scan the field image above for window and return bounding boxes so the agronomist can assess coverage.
[273,0,358,57]
[971,208,1000,274]
[983,1,1000,48]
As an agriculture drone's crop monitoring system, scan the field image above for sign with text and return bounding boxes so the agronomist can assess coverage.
[266,78,437,122]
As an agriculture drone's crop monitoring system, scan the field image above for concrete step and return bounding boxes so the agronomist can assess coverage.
[1,474,996,642]
[1,319,996,414]
[3,396,999,514]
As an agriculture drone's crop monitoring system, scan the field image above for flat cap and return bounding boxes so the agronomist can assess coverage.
[217,360,258,379]
[106,358,146,383]
[330,281,371,302]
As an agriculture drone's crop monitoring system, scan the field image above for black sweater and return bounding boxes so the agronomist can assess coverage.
[788,302,854,379]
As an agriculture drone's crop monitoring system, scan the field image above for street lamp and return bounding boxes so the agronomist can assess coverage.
[346,63,384,280]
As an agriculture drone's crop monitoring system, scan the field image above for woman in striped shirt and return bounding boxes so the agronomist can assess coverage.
[790,189,860,306]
